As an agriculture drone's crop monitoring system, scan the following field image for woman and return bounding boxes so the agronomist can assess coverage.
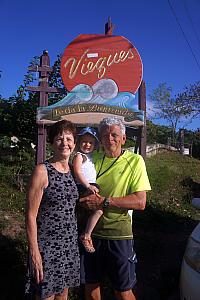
[25,120,80,300]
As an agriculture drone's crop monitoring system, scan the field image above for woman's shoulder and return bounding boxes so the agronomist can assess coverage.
[32,162,48,177]
[28,163,48,189]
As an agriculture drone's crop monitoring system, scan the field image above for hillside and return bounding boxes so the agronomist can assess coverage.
[0,151,200,299]
[134,152,200,300]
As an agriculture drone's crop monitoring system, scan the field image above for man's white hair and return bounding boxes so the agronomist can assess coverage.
[99,117,126,135]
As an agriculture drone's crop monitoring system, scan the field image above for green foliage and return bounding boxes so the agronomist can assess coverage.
[0,98,14,135]
[124,138,135,148]
[0,135,35,212]
[0,181,26,212]
[0,93,38,142]
[182,81,200,117]
[146,152,200,215]
[147,120,172,144]
[48,54,68,104]
[192,130,200,159]
[149,83,194,140]
[0,135,35,171]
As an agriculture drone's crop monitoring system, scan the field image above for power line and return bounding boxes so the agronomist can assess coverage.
[167,0,200,72]
[182,0,200,48]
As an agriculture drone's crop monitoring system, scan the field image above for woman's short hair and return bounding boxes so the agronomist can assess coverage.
[48,120,77,144]
[99,117,126,135]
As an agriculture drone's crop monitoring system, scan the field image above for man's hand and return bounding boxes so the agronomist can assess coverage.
[79,193,104,210]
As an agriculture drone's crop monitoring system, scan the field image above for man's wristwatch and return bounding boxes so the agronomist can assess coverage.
[103,197,110,208]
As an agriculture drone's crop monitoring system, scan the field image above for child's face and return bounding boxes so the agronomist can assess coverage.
[79,133,96,154]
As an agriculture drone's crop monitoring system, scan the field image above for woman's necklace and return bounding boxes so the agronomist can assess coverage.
[96,153,122,179]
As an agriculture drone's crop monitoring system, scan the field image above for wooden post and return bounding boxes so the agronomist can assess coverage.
[105,19,146,158]
[27,50,60,164]
[138,80,147,158]
[105,17,114,35]
[179,128,185,155]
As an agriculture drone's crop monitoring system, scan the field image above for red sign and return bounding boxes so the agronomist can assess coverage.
[61,34,143,94]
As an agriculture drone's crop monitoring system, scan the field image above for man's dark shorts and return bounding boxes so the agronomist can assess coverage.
[80,237,137,292]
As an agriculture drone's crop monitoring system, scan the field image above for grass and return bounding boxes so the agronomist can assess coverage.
[0,151,200,299]
[146,151,200,216]
[133,151,200,300]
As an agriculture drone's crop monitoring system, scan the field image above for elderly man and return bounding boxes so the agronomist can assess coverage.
[80,116,151,300]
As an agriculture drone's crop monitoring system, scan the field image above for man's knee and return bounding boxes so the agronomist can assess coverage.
[85,283,101,300]
[114,289,136,300]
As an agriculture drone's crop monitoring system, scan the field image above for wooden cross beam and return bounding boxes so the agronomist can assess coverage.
[27,50,60,164]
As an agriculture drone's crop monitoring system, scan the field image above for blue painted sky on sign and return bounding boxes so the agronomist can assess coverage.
[45,79,138,110]
[37,79,144,124]
[0,0,200,130]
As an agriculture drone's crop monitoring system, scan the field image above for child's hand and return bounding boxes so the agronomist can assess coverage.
[87,184,99,194]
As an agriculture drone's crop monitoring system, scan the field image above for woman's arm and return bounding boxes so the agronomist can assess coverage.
[25,164,48,284]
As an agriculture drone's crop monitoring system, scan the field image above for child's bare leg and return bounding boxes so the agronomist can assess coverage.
[80,209,103,253]
[85,209,103,236]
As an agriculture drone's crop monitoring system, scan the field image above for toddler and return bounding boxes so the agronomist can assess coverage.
[73,127,103,253]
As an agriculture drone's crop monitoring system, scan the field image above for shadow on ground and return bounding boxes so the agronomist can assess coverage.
[0,207,198,300]
[0,234,27,300]
[134,206,198,300]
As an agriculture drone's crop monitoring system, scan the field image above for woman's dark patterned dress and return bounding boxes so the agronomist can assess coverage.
[26,161,80,299]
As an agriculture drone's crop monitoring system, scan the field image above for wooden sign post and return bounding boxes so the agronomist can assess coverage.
[138,80,147,157]
[27,51,60,164]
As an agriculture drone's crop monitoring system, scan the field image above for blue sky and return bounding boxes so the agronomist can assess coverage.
[0,0,200,130]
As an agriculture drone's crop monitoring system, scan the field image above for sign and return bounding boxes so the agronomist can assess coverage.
[37,103,144,126]
[183,148,189,155]
[37,34,144,126]
[61,34,143,94]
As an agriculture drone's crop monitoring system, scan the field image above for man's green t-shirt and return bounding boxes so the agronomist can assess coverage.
[92,150,151,240]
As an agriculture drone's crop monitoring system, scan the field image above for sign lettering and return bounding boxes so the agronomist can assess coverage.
[51,104,143,122]
[63,48,134,80]
[61,34,143,93]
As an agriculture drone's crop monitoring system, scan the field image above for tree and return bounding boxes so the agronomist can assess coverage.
[149,83,193,142]
[0,97,14,136]
[192,129,200,159]
[181,81,200,117]
[0,57,39,140]
[48,54,68,103]
[0,55,67,141]
[146,120,172,144]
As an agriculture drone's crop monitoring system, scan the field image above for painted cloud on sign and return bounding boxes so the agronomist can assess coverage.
[42,78,138,110]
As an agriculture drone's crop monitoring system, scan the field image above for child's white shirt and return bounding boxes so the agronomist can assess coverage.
[76,152,96,183]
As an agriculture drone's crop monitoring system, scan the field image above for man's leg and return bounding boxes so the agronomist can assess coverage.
[114,289,136,300]
[108,240,137,300]
[81,238,104,300]
[85,283,101,300]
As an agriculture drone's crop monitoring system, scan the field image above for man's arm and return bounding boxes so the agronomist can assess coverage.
[79,191,146,211]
